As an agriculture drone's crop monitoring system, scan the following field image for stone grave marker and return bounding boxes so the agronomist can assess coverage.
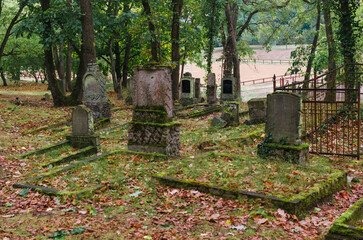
[66,105,100,152]
[128,66,180,157]
[221,102,239,126]
[83,63,111,122]
[247,98,266,125]
[221,71,237,102]
[180,72,198,106]
[258,92,308,164]
[207,73,217,105]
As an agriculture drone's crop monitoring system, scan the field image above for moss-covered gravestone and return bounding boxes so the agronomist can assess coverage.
[207,73,218,105]
[221,71,237,102]
[180,72,198,106]
[128,66,180,157]
[66,105,101,152]
[221,102,239,126]
[83,63,111,122]
[257,92,308,164]
[247,98,266,125]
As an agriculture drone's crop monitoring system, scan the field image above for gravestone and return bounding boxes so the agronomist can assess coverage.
[83,63,111,122]
[180,72,198,106]
[125,78,133,105]
[128,66,180,157]
[207,73,217,105]
[257,92,308,164]
[66,105,100,152]
[221,72,237,102]
[247,98,266,125]
[221,102,239,126]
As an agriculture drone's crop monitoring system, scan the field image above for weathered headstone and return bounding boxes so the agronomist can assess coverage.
[128,66,180,157]
[125,78,133,105]
[207,73,218,105]
[211,116,227,129]
[221,102,239,126]
[257,92,308,164]
[66,105,100,152]
[221,72,237,102]
[179,72,198,106]
[83,63,111,122]
[247,98,267,125]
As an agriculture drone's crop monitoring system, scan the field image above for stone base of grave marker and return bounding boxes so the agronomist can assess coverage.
[179,98,198,106]
[247,98,266,125]
[85,102,111,123]
[221,102,239,126]
[128,107,180,156]
[257,143,309,165]
[66,134,101,152]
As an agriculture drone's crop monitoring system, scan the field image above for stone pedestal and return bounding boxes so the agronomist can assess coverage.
[207,73,218,105]
[247,98,266,125]
[128,66,180,157]
[83,63,111,122]
[257,143,309,165]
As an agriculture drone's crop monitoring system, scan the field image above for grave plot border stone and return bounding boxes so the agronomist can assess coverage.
[257,143,309,165]
[177,105,221,119]
[17,141,70,159]
[325,198,363,240]
[153,166,347,217]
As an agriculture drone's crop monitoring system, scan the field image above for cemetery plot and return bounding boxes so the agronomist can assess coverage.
[326,198,363,239]
[24,152,160,194]
[154,153,347,215]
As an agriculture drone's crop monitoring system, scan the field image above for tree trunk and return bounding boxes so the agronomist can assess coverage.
[122,36,131,96]
[115,42,123,88]
[323,0,336,102]
[53,43,66,81]
[109,38,122,99]
[70,0,98,104]
[40,0,66,106]
[224,1,240,101]
[66,41,72,91]
[171,0,183,101]
[303,3,321,88]
[1,71,7,86]
[141,0,159,62]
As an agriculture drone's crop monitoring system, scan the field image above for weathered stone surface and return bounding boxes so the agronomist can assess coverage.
[133,66,173,117]
[221,74,237,102]
[221,102,239,126]
[265,92,302,145]
[180,72,197,106]
[247,98,266,124]
[211,116,227,128]
[195,78,201,99]
[66,134,101,152]
[207,73,217,105]
[72,105,94,136]
[257,143,309,165]
[128,122,180,156]
[83,63,111,121]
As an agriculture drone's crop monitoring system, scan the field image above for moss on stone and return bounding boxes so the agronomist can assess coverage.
[129,121,181,127]
[262,143,309,151]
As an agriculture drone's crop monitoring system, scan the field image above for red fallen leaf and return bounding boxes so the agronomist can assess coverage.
[254,218,268,225]
[277,208,287,219]
[292,170,302,175]
[265,181,273,187]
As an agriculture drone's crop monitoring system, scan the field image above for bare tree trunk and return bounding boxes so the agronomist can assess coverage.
[303,3,321,88]
[171,0,183,101]
[323,0,336,102]
[53,43,66,80]
[115,42,123,87]
[1,71,7,86]
[109,38,122,99]
[225,1,240,101]
[66,41,72,91]
[141,0,159,62]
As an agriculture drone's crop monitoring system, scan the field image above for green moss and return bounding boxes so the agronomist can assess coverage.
[18,141,69,158]
[263,143,309,151]
[129,121,181,127]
